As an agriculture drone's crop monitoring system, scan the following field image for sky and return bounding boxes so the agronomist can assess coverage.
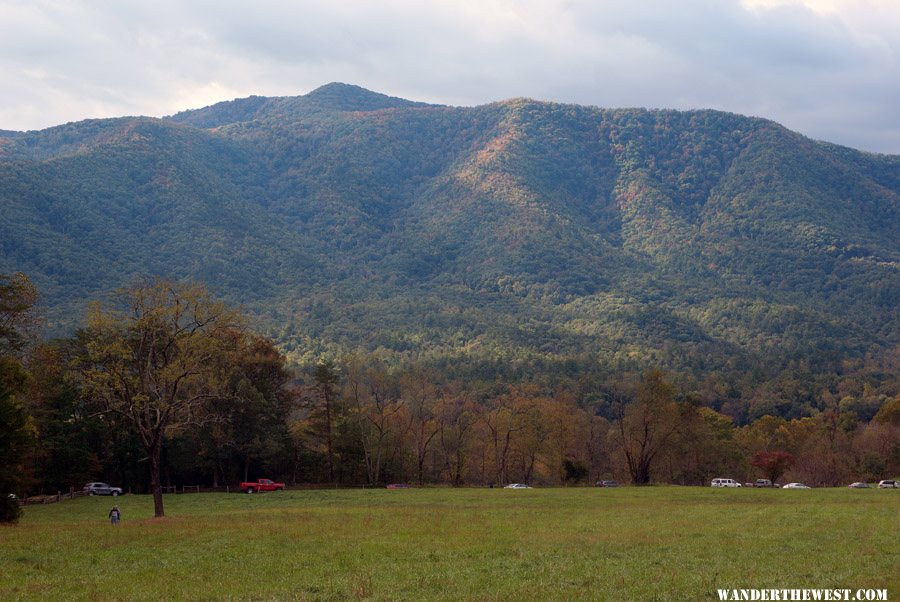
[1,0,898,153]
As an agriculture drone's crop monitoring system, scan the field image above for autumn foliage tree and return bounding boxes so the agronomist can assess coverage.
[344,356,403,486]
[614,370,679,485]
[435,385,478,487]
[81,279,243,517]
[750,451,795,485]
[399,368,441,486]
[0,273,39,523]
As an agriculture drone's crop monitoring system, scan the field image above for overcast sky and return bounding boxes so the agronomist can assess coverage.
[1,0,898,153]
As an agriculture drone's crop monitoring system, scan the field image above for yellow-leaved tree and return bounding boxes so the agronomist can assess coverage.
[81,279,242,517]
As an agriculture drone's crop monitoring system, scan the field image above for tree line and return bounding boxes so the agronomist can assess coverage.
[1,275,897,521]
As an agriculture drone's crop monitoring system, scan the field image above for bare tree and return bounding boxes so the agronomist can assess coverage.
[484,388,536,485]
[345,357,402,486]
[613,369,679,485]
[400,369,440,486]
[436,386,478,487]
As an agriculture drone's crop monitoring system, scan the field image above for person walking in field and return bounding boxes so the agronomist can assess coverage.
[109,505,120,525]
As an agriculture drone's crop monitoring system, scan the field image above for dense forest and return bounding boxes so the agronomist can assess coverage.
[1,85,898,515]
[1,275,897,520]
[1,85,897,416]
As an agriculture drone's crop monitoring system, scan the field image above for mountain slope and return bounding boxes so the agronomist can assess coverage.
[1,84,897,384]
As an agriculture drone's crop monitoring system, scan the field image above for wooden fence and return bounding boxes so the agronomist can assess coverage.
[18,488,89,506]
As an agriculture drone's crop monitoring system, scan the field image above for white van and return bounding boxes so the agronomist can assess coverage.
[711,478,741,488]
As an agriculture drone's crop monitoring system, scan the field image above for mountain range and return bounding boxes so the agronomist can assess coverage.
[1,83,898,392]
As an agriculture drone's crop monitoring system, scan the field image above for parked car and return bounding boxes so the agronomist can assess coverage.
[877,479,897,489]
[386,483,410,489]
[239,478,285,493]
[754,479,773,488]
[782,482,810,489]
[503,483,532,489]
[83,482,123,496]
[596,480,619,488]
[848,482,870,489]
[711,478,741,488]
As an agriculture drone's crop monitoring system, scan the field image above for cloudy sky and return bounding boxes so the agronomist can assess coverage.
[1,0,898,153]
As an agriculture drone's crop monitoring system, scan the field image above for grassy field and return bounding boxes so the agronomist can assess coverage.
[1,487,897,601]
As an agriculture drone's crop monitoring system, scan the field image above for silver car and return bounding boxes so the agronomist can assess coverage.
[83,482,123,496]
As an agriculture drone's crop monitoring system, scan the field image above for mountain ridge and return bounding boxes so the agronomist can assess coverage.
[1,85,897,411]
[167,82,435,129]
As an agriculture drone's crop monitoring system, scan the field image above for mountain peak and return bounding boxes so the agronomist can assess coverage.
[166,84,437,129]
[303,82,430,112]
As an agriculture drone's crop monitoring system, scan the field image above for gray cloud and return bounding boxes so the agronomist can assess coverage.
[0,0,897,153]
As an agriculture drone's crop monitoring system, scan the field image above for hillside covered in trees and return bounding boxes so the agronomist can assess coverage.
[1,83,898,424]
[4,277,898,504]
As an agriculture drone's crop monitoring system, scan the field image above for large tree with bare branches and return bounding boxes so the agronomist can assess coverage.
[81,279,242,517]
[614,369,680,485]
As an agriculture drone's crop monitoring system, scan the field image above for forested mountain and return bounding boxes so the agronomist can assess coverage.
[1,83,898,407]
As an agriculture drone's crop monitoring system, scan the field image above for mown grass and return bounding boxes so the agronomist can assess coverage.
[1,487,897,601]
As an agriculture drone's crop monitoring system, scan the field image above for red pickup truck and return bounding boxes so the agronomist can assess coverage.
[239,478,285,493]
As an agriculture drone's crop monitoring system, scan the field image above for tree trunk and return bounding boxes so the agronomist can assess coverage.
[324,395,335,485]
[525,454,537,484]
[633,454,652,485]
[373,446,383,486]
[292,449,300,485]
[417,456,426,487]
[149,441,165,517]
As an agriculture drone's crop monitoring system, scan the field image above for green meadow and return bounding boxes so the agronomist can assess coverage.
[2,488,897,601]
